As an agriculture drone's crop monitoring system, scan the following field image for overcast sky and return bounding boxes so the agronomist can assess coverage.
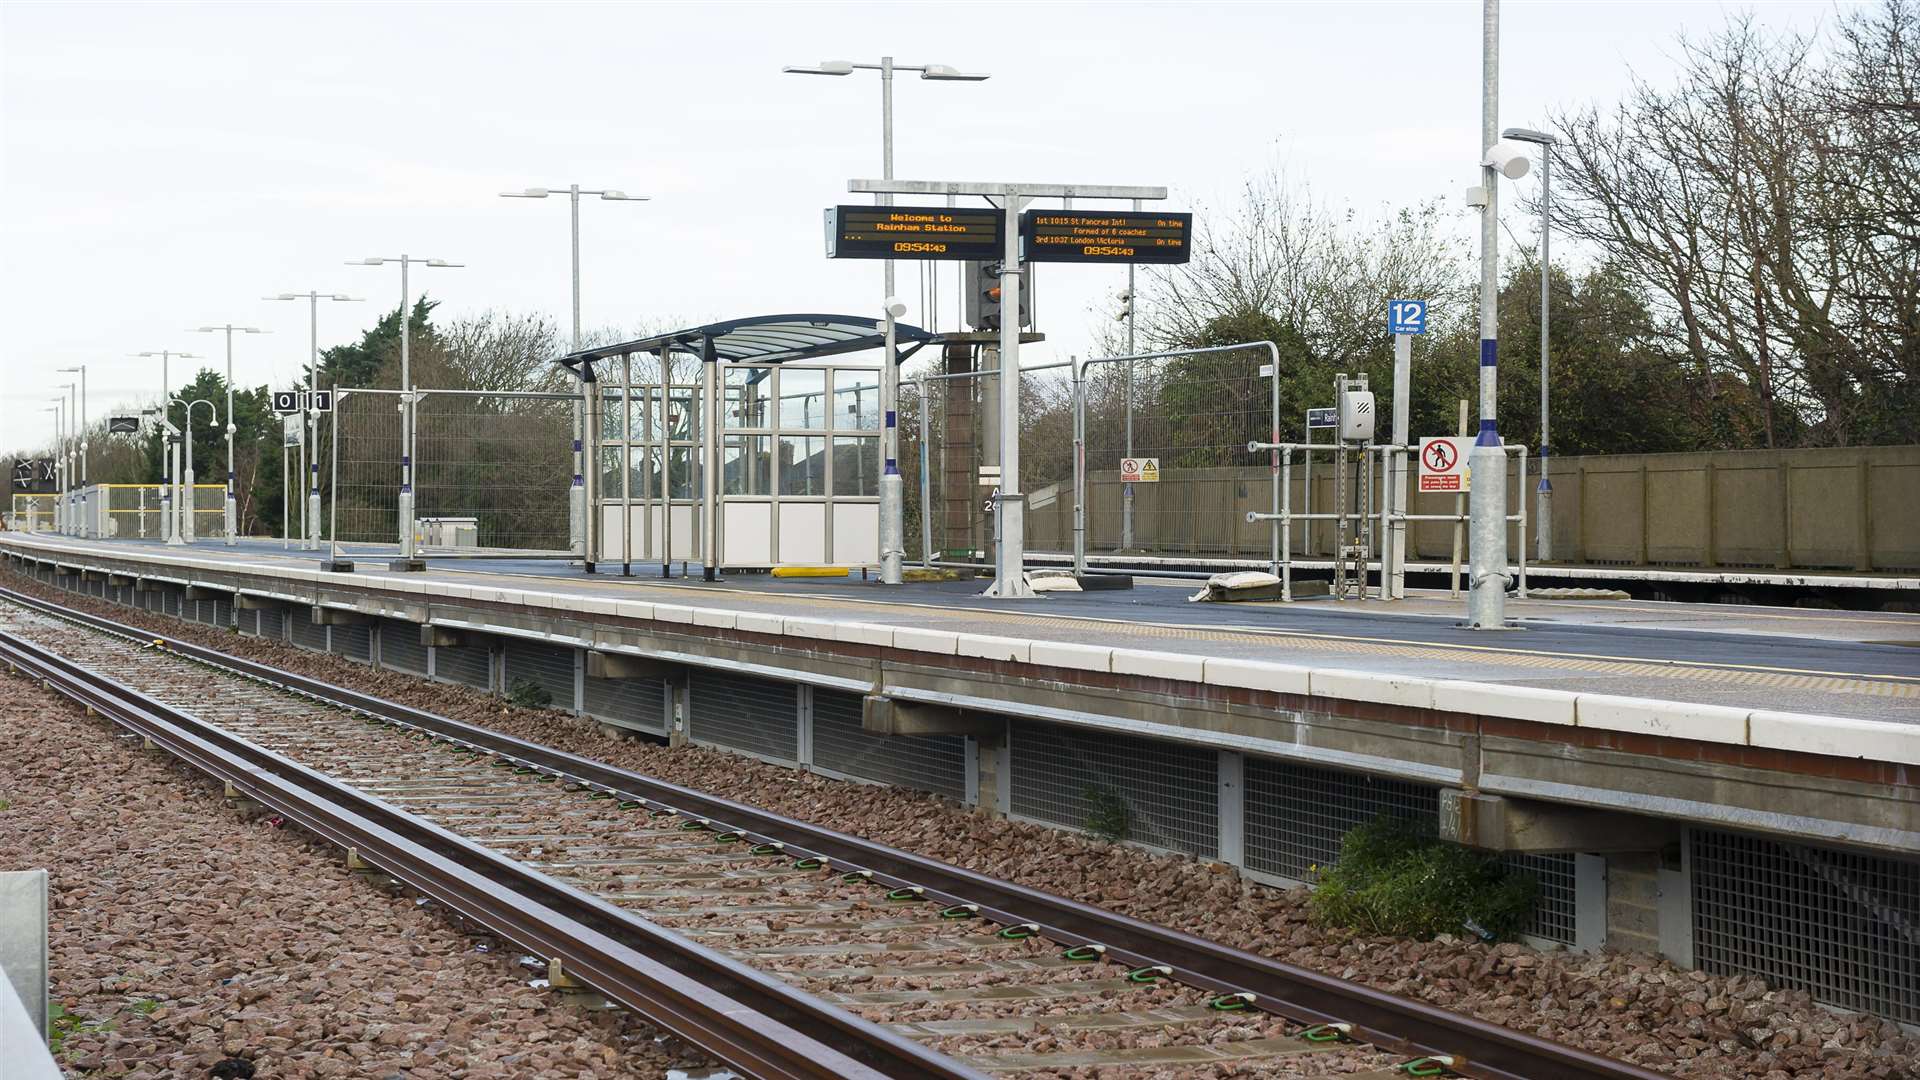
[1,0,1845,456]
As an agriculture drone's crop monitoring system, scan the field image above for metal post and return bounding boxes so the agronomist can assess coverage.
[985,192,1033,598]
[307,294,321,550]
[1389,332,1412,599]
[397,258,416,560]
[1537,144,1553,562]
[182,403,197,544]
[1121,199,1138,551]
[701,337,719,581]
[1072,359,1086,576]
[1468,0,1511,629]
[328,392,341,562]
[876,57,906,585]
[568,186,588,564]
[1281,448,1293,601]
[223,330,237,545]
[621,352,633,575]
[917,377,933,566]
[1303,414,1314,556]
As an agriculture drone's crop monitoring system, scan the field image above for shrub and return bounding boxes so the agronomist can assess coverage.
[1082,784,1132,842]
[507,678,553,709]
[1308,817,1538,940]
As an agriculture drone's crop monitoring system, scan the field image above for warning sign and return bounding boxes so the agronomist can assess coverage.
[1120,457,1160,483]
[1418,437,1470,493]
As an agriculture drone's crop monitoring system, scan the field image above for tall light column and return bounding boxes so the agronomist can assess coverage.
[57,386,76,532]
[349,256,460,567]
[266,292,362,551]
[135,351,200,545]
[193,324,267,545]
[785,57,990,584]
[41,407,61,534]
[1502,126,1557,563]
[57,366,88,535]
[499,185,647,568]
[1468,0,1532,629]
[48,401,67,533]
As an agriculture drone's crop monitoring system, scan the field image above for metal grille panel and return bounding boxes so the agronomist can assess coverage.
[256,607,284,641]
[688,671,797,763]
[434,641,492,690]
[1243,758,1438,881]
[163,589,181,617]
[582,673,668,735]
[237,608,258,636]
[1009,721,1218,859]
[1504,852,1578,945]
[1692,829,1919,1024]
[213,598,232,628]
[810,689,966,800]
[290,613,327,651]
[378,618,428,675]
[504,640,576,710]
[330,623,372,663]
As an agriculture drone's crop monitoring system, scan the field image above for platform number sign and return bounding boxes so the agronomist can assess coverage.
[274,390,334,414]
[1388,299,1427,336]
[273,390,300,414]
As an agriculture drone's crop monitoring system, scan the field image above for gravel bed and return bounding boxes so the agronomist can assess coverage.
[13,571,1920,1079]
[0,650,716,1077]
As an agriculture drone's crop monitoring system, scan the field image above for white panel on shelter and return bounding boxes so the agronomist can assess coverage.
[724,501,773,565]
[833,503,880,565]
[779,503,828,564]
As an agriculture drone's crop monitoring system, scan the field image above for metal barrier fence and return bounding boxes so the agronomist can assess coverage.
[91,484,226,541]
[6,496,52,533]
[416,390,573,553]
[330,387,580,556]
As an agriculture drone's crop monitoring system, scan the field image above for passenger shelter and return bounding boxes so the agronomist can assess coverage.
[557,314,934,577]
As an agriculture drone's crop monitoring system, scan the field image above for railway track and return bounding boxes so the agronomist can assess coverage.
[0,583,1665,1080]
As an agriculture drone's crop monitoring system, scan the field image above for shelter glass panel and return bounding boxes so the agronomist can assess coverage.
[628,390,657,441]
[600,395,625,441]
[666,386,700,441]
[668,446,701,500]
[780,436,826,496]
[833,370,881,431]
[833,437,879,497]
[780,369,828,430]
[725,436,772,496]
[726,368,773,429]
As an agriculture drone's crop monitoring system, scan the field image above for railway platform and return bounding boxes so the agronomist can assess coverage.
[4,529,1917,1019]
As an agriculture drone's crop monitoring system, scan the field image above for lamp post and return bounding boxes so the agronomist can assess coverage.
[47,401,67,534]
[499,185,647,566]
[347,256,460,566]
[193,324,267,545]
[266,292,362,551]
[785,57,990,585]
[1467,0,1532,629]
[175,398,217,543]
[57,365,87,535]
[1501,125,1557,563]
[136,351,202,546]
[40,407,60,534]
[56,387,75,533]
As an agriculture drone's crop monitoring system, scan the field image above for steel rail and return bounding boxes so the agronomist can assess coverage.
[0,610,985,1080]
[2,583,1664,1080]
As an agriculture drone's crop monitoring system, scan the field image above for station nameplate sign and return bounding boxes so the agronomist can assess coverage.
[825,205,1001,261]
[1020,210,1192,264]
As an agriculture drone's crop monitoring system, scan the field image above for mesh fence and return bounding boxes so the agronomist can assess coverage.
[1073,347,1273,558]
[332,389,404,546]
[416,392,573,553]
[905,363,1074,565]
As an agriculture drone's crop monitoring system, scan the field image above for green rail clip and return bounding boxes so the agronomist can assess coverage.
[1299,1024,1353,1044]
[996,924,1038,941]
[679,819,708,831]
[1208,992,1255,1011]
[939,905,978,920]
[1124,965,1171,985]
[588,791,613,800]
[750,843,783,856]
[618,800,643,810]
[885,887,923,902]
[715,831,744,843]
[1396,1057,1457,1077]
[793,857,825,871]
[1062,945,1105,962]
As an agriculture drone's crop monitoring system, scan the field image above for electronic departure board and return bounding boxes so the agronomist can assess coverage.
[825,205,1001,261]
[1020,210,1193,264]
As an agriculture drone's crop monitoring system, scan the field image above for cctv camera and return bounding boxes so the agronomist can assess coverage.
[1482,140,1532,180]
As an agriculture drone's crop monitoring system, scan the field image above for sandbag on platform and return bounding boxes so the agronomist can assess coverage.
[1188,571,1284,602]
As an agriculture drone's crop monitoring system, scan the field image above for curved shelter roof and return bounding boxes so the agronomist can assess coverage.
[555,313,934,372]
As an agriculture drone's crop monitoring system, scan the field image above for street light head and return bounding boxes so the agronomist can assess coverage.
[424,259,461,268]
[1501,126,1556,147]
[1483,140,1533,181]
[785,60,855,76]
[920,64,989,81]
[600,190,649,201]
[502,187,550,198]
[329,295,363,302]
[351,258,387,265]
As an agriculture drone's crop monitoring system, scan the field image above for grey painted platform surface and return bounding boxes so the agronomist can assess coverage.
[14,534,1919,724]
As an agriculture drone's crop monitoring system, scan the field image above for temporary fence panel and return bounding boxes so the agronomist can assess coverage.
[415,391,575,554]
[331,388,405,549]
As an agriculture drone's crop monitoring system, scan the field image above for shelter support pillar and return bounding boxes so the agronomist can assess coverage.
[700,336,719,582]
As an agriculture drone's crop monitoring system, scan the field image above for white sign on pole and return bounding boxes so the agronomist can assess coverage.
[1119,457,1160,483]
[282,415,304,447]
[1418,437,1471,493]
